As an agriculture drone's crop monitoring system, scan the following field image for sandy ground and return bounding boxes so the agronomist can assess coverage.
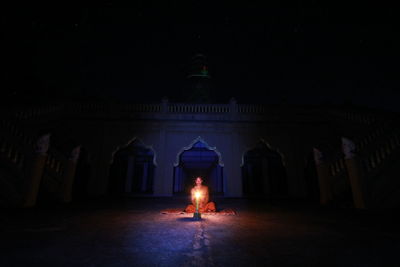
[1,198,400,267]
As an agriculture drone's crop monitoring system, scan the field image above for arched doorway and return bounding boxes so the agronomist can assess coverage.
[173,137,224,196]
[242,141,287,197]
[108,139,156,195]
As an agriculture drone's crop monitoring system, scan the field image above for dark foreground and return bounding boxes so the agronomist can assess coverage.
[1,198,399,267]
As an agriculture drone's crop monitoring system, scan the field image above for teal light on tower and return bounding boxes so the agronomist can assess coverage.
[183,54,214,103]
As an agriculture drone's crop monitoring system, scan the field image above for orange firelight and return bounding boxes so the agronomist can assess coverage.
[193,190,202,220]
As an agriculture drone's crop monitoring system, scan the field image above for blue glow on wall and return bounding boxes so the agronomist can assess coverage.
[173,141,224,195]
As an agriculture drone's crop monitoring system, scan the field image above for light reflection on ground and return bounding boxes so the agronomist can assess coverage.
[122,212,232,266]
[1,199,399,266]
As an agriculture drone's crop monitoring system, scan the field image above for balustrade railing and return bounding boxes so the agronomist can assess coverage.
[358,131,400,175]
[0,120,36,206]
[0,137,28,172]
[14,104,64,120]
[0,119,70,205]
[10,101,395,127]
[167,103,230,113]
[0,120,35,169]
[317,117,400,207]
[7,101,280,120]
[238,104,266,114]
[328,109,377,125]
[327,154,352,202]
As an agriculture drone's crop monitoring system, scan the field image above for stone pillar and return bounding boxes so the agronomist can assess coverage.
[218,165,223,193]
[225,133,242,197]
[225,163,242,197]
[180,168,186,192]
[285,155,307,198]
[61,146,80,203]
[125,156,134,193]
[342,137,367,209]
[153,124,172,196]
[313,148,333,205]
[174,166,183,193]
[246,164,253,193]
[141,162,148,192]
[173,167,178,193]
[262,158,270,195]
[23,134,50,207]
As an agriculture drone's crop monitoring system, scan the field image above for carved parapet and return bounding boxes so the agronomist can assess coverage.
[161,97,169,113]
[229,97,238,113]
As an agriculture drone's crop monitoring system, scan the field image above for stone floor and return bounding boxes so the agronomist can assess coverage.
[1,198,400,267]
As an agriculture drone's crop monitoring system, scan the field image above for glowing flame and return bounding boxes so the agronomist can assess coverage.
[195,191,201,199]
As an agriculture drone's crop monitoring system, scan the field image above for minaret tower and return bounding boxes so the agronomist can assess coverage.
[182,53,213,103]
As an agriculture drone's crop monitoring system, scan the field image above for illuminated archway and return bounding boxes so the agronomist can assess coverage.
[173,137,224,195]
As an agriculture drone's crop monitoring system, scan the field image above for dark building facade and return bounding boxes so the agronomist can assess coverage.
[1,99,399,209]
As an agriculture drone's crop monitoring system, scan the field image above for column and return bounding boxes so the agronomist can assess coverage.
[217,165,222,193]
[262,158,270,195]
[180,168,186,192]
[141,162,148,192]
[342,137,368,209]
[153,124,171,196]
[173,167,178,193]
[225,137,242,197]
[23,134,50,207]
[61,146,81,203]
[173,166,181,193]
[313,148,333,205]
[246,164,252,193]
[125,156,134,193]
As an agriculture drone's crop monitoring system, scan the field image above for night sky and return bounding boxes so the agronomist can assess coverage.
[3,2,399,110]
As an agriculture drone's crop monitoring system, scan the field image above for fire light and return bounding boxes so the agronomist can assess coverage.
[193,190,202,220]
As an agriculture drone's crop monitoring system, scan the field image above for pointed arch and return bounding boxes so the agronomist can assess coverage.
[108,137,157,195]
[241,138,288,197]
[173,136,224,167]
[240,138,286,167]
[173,136,224,195]
[110,137,157,166]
